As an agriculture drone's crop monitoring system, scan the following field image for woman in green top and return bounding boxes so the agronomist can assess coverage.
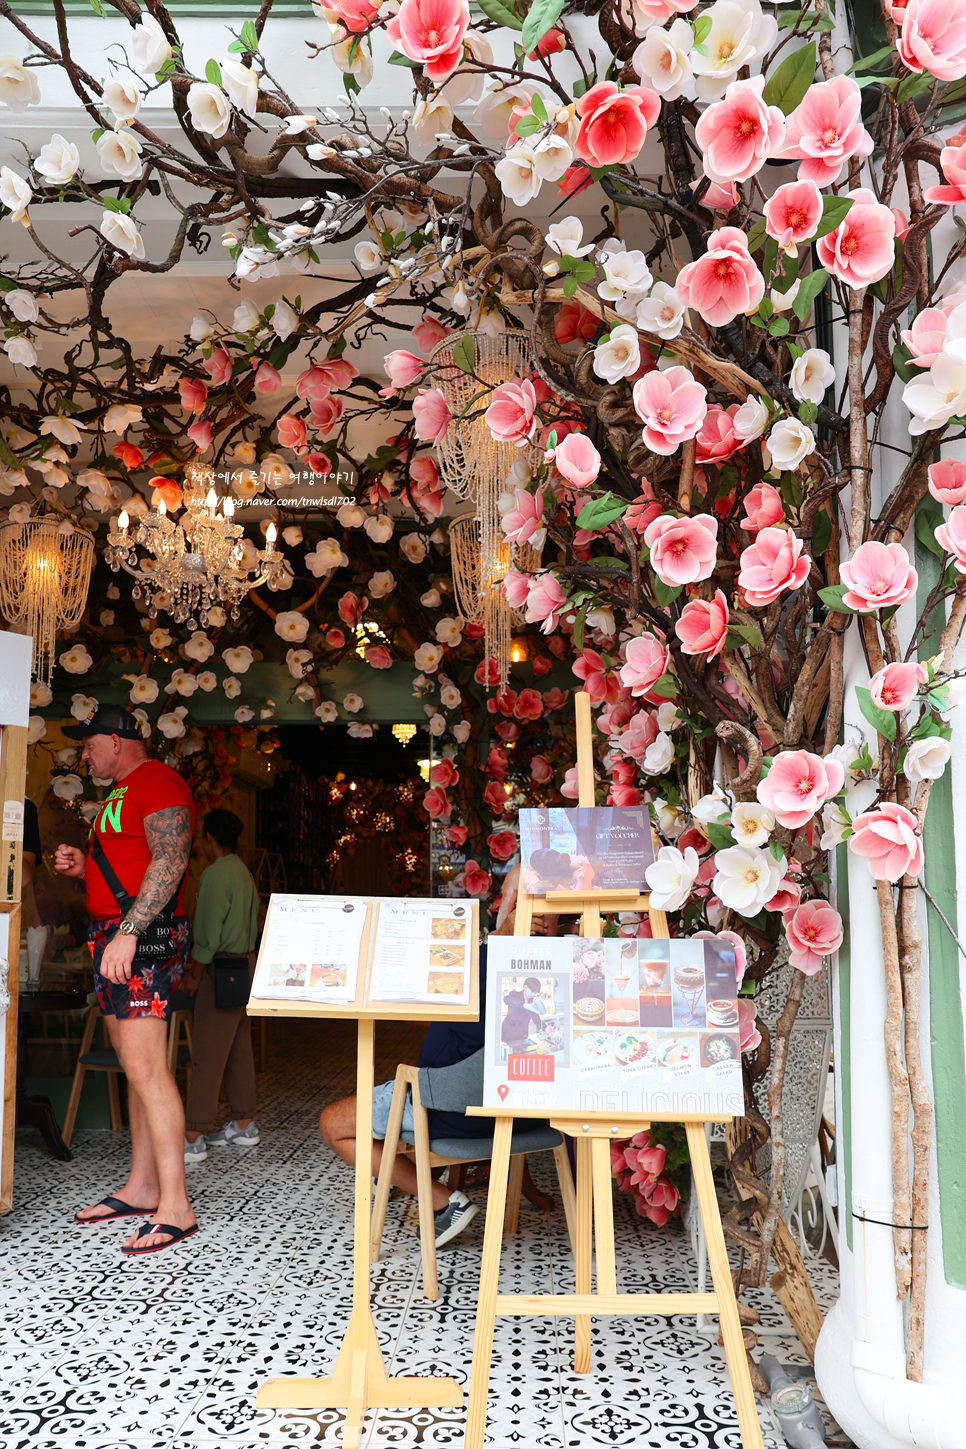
[183,810,260,1162]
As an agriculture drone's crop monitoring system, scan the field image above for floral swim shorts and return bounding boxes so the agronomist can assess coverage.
[88,916,191,1021]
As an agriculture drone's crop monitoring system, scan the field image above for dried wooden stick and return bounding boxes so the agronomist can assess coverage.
[877,877,912,1300]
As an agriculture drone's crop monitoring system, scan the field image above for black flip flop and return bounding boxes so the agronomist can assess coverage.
[120,1221,199,1256]
[75,1195,159,1225]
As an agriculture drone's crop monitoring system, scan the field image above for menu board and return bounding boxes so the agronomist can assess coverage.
[483,935,744,1117]
[251,895,369,1003]
[518,807,654,894]
[368,898,471,1005]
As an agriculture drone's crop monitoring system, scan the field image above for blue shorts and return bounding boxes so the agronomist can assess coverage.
[372,1079,415,1140]
[89,916,190,1022]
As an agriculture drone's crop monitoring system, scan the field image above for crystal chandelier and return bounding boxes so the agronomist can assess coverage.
[0,519,95,684]
[105,477,288,627]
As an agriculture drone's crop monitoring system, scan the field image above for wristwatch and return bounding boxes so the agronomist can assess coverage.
[118,919,142,938]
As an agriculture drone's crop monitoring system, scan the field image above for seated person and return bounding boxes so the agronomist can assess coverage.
[319,869,556,1249]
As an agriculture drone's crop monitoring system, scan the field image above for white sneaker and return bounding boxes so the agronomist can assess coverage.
[184,1135,207,1163]
[207,1119,260,1146]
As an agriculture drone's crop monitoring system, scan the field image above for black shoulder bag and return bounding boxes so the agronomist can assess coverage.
[89,832,186,963]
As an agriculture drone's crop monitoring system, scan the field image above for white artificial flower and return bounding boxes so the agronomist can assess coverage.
[343,692,364,713]
[645,844,699,910]
[820,800,851,850]
[97,127,143,181]
[653,796,686,839]
[588,606,616,634]
[130,14,172,75]
[128,675,159,704]
[29,681,52,708]
[27,715,46,745]
[8,502,32,523]
[636,281,686,340]
[354,240,382,273]
[286,647,313,678]
[593,323,641,384]
[421,588,442,608]
[275,610,310,643]
[440,684,462,709]
[474,82,531,138]
[100,209,145,259]
[692,786,732,824]
[195,670,217,692]
[157,706,189,739]
[453,720,471,744]
[331,33,373,84]
[731,801,775,847]
[281,526,303,548]
[790,349,835,405]
[294,680,315,703]
[4,288,38,323]
[41,415,85,446]
[70,692,96,720]
[400,533,428,564]
[190,314,214,343]
[221,58,259,117]
[0,57,41,112]
[427,712,446,736]
[206,606,226,628]
[169,667,199,697]
[4,336,37,367]
[734,394,769,442]
[0,167,31,223]
[439,28,493,105]
[52,772,84,800]
[633,18,693,101]
[56,747,78,766]
[546,216,593,258]
[643,731,675,774]
[940,676,966,717]
[414,641,443,671]
[103,78,141,120]
[233,298,260,332]
[494,145,542,206]
[223,675,242,698]
[103,402,142,433]
[259,453,292,490]
[34,134,79,185]
[337,503,366,529]
[712,844,786,916]
[532,133,572,183]
[316,700,338,722]
[597,245,652,308]
[348,721,374,738]
[369,569,396,598]
[231,704,254,723]
[435,617,463,645]
[904,735,952,782]
[656,701,679,731]
[222,645,254,673]
[411,94,454,147]
[305,539,348,576]
[59,644,93,674]
[364,514,394,544]
[187,82,231,139]
[272,299,298,342]
[764,417,814,471]
[903,344,966,435]
[771,279,801,313]
[149,627,173,650]
[184,630,215,662]
[691,0,778,100]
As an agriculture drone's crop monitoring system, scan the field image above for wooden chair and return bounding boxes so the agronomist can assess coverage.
[371,1050,577,1302]
[62,1001,194,1147]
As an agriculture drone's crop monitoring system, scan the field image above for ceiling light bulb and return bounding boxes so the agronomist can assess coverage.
[266,522,277,545]
[118,510,129,530]
[158,499,167,518]
[206,487,217,511]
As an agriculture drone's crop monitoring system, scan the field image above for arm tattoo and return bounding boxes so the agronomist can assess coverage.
[128,805,193,929]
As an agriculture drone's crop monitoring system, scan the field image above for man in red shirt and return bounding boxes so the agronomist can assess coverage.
[55,703,198,1255]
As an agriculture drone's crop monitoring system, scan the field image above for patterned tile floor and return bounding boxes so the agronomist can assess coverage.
[1,1019,842,1449]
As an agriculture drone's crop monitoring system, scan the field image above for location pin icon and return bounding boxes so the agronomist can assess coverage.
[497,1083,509,1103]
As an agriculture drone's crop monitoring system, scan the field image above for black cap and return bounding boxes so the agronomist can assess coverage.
[63,703,144,740]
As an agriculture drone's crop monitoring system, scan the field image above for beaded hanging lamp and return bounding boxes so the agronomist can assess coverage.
[0,519,94,684]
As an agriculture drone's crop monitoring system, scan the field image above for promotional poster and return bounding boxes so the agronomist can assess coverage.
[518,807,655,894]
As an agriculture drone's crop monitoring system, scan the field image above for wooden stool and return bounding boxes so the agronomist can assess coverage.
[62,1004,194,1146]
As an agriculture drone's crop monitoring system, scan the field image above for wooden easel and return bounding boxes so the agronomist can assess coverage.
[463,691,765,1449]
[246,897,479,1447]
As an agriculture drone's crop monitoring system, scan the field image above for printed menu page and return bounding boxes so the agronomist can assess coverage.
[483,935,744,1117]
[252,895,369,1003]
[368,898,473,1005]
[518,806,654,895]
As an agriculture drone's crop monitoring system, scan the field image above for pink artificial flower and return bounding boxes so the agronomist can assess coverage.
[572,648,620,705]
[179,376,208,414]
[482,780,507,814]
[485,745,508,778]
[204,348,233,386]
[632,367,708,456]
[488,830,519,862]
[296,358,357,400]
[893,208,911,241]
[462,860,492,897]
[691,176,739,211]
[187,420,211,450]
[448,823,468,847]
[675,590,730,659]
[278,414,308,451]
[898,0,966,80]
[737,998,761,1055]
[573,81,661,167]
[502,568,532,609]
[625,492,663,536]
[928,458,966,504]
[554,299,599,346]
[531,754,553,783]
[528,26,566,58]
[694,76,785,185]
[870,660,927,711]
[741,481,785,534]
[784,899,845,975]
[485,378,537,444]
[514,687,544,721]
[625,1141,667,1183]
[410,454,439,490]
[763,179,824,250]
[924,141,966,204]
[936,504,966,571]
[412,388,452,444]
[385,0,470,81]
[423,786,451,819]
[694,927,747,984]
[839,539,917,612]
[611,783,643,806]
[501,488,544,547]
[738,527,811,607]
[779,75,873,185]
[338,590,367,626]
[561,765,580,798]
[899,307,950,367]
[815,188,896,288]
[553,432,601,488]
[631,0,694,21]
[525,573,567,634]
[675,227,765,327]
[383,350,425,390]
[413,313,451,353]
[644,511,718,586]
[326,627,346,648]
[254,361,281,394]
[532,655,553,677]
[307,452,331,478]
[616,710,659,760]
[757,749,846,830]
[620,631,671,700]
[431,757,460,788]
[329,0,380,33]
[849,802,923,881]
[365,644,393,669]
[310,395,344,437]
[542,686,569,709]
[764,878,802,914]
[695,404,742,466]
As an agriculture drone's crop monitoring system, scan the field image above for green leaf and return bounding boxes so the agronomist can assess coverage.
[896,71,930,105]
[728,622,764,649]
[452,334,476,374]
[227,38,247,53]
[818,583,859,615]
[0,432,24,471]
[892,341,916,383]
[849,42,896,74]
[522,0,565,55]
[813,195,853,239]
[89,0,105,15]
[573,259,596,281]
[855,684,897,742]
[562,274,579,298]
[769,317,791,338]
[530,92,548,123]
[205,58,222,86]
[705,820,734,851]
[779,469,803,509]
[649,674,679,700]
[942,561,961,590]
[746,218,767,253]
[0,273,19,293]
[575,491,629,531]
[514,114,541,138]
[653,576,683,607]
[768,840,785,862]
[812,507,833,556]
[477,0,525,26]
[763,42,817,115]
[792,267,828,322]
[915,506,945,558]
[388,50,419,66]
[693,13,712,42]
[240,19,260,50]
[573,601,590,653]
[101,195,121,213]
[92,127,105,144]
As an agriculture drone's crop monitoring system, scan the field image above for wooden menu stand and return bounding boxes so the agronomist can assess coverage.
[463,692,764,1449]
[247,899,478,1447]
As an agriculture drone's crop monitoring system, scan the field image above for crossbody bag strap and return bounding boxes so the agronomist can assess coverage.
[88,830,187,921]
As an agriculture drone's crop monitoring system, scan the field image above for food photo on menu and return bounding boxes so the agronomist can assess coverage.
[367,898,474,1005]
[251,896,370,1003]
[518,806,654,895]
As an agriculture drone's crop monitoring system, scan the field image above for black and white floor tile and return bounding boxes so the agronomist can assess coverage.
[1,1023,841,1449]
